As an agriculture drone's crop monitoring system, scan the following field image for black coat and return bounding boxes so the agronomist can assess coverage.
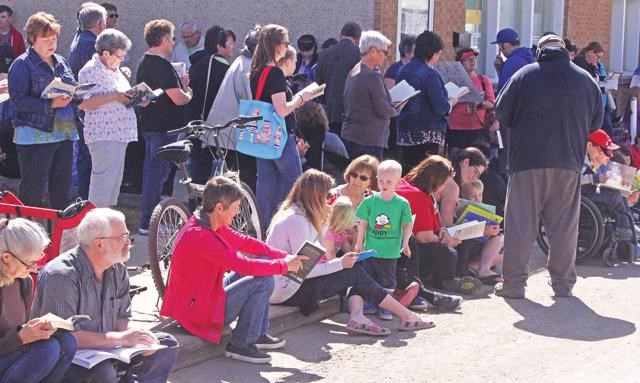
[188,51,230,121]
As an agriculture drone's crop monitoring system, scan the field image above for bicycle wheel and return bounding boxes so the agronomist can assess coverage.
[148,198,191,297]
[231,181,263,241]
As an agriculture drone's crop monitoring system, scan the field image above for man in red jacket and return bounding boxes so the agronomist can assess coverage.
[160,176,305,364]
[0,5,26,73]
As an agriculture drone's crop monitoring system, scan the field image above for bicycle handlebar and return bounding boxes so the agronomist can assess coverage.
[168,115,263,136]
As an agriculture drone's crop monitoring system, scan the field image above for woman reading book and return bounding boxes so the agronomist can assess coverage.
[268,169,434,336]
[0,218,77,382]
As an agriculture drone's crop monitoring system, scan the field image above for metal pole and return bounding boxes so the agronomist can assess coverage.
[631,96,638,143]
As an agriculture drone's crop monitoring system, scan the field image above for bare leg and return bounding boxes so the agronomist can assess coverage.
[347,295,381,327]
[476,236,504,278]
[378,295,427,322]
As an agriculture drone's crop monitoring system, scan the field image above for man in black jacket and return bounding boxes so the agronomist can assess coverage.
[494,35,603,299]
[315,22,362,136]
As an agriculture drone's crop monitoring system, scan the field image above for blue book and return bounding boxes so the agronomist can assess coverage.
[356,249,377,262]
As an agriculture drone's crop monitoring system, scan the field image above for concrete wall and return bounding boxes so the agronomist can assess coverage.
[6,0,375,74]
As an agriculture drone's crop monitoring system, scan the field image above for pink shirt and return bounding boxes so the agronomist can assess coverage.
[448,74,495,131]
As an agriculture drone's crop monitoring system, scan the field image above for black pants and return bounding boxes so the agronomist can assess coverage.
[398,240,458,288]
[446,129,490,155]
[400,143,440,175]
[582,185,633,235]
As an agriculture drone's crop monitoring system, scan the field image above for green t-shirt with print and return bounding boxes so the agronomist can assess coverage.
[356,192,413,259]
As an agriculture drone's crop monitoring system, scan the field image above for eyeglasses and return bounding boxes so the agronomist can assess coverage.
[98,232,134,245]
[379,49,389,57]
[281,41,290,47]
[349,172,371,182]
[111,52,125,60]
[108,13,119,19]
[472,165,482,178]
[8,251,43,269]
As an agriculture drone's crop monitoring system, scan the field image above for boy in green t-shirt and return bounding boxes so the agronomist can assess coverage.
[355,160,413,320]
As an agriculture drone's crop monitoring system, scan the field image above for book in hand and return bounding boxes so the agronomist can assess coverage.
[599,71,622,91]
[456,198,497,216]
[40,77,96,99]
[388,80,421,106]
[356,249,377,262]
[40,313,90,331]
[285,241,326,284]
[125,82,164,108]
[444,82,470,99]
[295,82,326,101]
[596,161,637,195]
[72,344,167,369]
[446,220,486,241]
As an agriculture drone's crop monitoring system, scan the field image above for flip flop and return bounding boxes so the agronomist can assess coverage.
[398,319,436,331]
[478,274,504,286]
[346,319,391,336]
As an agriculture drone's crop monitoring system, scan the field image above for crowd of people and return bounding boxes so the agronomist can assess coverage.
[1,2,640,380]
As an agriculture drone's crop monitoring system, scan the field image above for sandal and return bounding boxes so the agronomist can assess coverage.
[398,319,436,331]
[346,319,391,336]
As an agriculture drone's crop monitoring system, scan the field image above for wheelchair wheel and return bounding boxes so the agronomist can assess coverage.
[536,197,605,263]
[148,198,191,298]
[602,247,617,267]
[231,181,263,241]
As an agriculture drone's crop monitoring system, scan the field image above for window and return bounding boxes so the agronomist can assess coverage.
[532,0,556,44]
[399,0,433,36]
[465,0,486,73]
[610,0,640,72]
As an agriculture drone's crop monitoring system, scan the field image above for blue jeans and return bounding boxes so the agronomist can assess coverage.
[223,272,273,349]
[16,140,73,209]
[342,139,384,161]
[0,331,77,383]
[256,134,302,226]
[62,332,178,383]
[140,132,177,230]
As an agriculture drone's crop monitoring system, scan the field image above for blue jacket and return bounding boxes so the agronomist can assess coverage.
[68,30,97,79]
[8,47,78,132]
[497,46,535,92]
[396,57,450,139]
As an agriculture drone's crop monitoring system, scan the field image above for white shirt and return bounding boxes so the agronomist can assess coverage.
[171,34,204,70]
[78,54,137,145]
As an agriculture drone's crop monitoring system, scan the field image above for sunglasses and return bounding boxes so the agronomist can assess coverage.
[349,172,371,182]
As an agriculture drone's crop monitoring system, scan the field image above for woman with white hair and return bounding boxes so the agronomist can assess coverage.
[0,218,77,382]
[341,30,402,160]
[78,28,137,207]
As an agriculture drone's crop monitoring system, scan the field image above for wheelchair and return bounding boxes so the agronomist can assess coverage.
[536,194,637,267]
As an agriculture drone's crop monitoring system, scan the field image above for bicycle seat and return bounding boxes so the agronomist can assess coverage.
[155,140,192,164]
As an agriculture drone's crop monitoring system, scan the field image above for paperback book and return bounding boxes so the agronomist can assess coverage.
[72,344,167,369]
[446,220,486,241]
[40,313,90,331]
[125,82,164,108]
[285,241,326,284]
[388,80,421,106]
[40,78,96,99]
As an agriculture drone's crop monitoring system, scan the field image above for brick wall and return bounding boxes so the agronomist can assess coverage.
[432,0,466,61]
[374,0,399,71]
[563,0,612,66]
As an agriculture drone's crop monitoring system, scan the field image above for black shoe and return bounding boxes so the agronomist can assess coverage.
[255,334,286,350]
[224,343,272,364]
[427,292,462,311]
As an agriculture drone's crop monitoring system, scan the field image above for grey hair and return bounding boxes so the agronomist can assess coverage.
[79,4,107,30]
[0,218,50,286]
[359,30,392,55]
[180,21,199,33]
[95,28,132,54]
[77,208,126,247]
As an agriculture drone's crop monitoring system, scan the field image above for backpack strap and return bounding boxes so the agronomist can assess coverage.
[255,65,274,101]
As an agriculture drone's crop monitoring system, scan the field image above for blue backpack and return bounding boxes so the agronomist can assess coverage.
[236,66,288,159]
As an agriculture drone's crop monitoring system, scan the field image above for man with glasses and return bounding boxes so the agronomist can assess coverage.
[31,208,179,382]
[171,20,204,70]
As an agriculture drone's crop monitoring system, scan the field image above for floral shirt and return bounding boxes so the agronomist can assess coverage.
[78,54,137,144]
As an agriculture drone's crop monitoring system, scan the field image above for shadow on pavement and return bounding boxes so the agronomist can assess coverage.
[577,261,640,280]
[505,296,636,341]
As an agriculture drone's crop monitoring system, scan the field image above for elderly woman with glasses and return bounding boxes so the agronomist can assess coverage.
[78,29,137,208]
[341,30,401,161]
[0,218,77,383]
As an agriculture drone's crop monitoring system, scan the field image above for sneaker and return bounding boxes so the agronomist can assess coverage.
[255,334,286,350]
[378,308,393,321]
[494,282,525,299]
[442,276,482,295]
[363,301,377,314]
[409,296,429,310]
[224,343,272,364]
[427,292,462,312]
[137,228,149,236]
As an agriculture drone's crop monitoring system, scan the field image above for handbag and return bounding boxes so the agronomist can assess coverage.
[478,74,496,130]
[236,65,288,160]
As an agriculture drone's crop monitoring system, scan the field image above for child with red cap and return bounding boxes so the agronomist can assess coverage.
[582,129,636,262]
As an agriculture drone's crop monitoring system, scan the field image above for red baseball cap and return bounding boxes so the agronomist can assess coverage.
[587,129,619,157]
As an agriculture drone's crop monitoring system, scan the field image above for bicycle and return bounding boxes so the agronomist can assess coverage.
[148,115,263,297]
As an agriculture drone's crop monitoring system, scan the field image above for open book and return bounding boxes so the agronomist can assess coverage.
[599,71,622,91]
[295,82,326,101]
[40,77,96,99]
[446,220,486,241]
[72,344,167,369]
[596,161,636,195]
[285,241,326,284]
[388,80,421,106]
[40,313,90,331]
[444,82,470,99]
[125,82,164,108]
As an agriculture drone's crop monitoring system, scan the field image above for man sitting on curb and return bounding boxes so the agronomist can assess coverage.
[31,208,179,382]
[160,176,306,364]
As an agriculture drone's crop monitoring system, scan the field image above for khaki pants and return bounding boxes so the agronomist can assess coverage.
[503,168,580,295]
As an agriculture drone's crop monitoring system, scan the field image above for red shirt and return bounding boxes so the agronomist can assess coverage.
[448,74,495,131]
[630,145,640,169]
[160,214,287,343]
[395,179,441,234]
